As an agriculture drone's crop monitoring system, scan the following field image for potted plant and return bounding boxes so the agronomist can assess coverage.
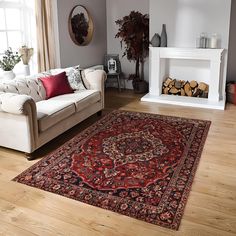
[115,11,149,93]
[0,47,21,79]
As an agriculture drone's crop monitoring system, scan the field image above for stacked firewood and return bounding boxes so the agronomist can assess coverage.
[162,77,209,98]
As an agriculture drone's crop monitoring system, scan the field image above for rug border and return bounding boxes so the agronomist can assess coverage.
[172,119,211,230]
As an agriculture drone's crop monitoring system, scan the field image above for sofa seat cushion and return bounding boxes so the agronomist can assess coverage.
[37,100,76,132]
[49,90,101,112]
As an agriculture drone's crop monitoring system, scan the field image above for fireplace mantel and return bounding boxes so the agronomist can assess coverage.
[141,47,226,110]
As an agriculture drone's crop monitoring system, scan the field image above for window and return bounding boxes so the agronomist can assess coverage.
[0,0,37,73]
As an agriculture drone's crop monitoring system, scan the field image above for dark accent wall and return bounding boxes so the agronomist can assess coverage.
[227,0,236,81]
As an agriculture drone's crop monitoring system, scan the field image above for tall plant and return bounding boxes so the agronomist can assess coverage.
[115,11,149,81]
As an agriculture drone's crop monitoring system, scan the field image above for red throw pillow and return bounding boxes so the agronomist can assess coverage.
[40,72,74,99]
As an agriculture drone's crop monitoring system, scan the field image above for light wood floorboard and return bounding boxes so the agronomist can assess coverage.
[0,88,236,236]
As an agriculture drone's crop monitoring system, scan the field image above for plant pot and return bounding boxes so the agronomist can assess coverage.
[3,70,15,80]
[23,65,30,76]
[132,80,149,94]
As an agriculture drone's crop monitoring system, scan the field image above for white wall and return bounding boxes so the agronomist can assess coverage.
[57,0,107,68]
[106,0,149,89]
[150,0,231,49]
[149,0,232,86]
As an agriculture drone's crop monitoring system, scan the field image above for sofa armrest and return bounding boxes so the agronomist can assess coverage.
[0,93,36,115]
[0,92,39,153]
[82,70,107,108]
[83,69,106,90]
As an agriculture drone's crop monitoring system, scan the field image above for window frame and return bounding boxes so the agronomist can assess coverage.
[0,0,37,73]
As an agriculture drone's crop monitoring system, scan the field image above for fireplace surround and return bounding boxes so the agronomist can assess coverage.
[141,47,227,110]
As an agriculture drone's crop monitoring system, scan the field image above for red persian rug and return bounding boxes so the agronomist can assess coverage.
[13,110,211,230]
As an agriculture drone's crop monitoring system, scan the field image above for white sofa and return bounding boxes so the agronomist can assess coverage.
[0,66,106,158]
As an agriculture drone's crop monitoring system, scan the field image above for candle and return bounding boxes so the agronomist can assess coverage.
[209,34,218,49]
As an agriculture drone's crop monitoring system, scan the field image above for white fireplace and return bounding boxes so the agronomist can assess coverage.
[141,47,227,110]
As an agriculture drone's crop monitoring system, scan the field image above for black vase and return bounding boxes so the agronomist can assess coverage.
[161,24,167,47]
[150,33,161,47]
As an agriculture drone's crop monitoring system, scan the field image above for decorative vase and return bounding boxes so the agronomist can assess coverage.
[160,24,167,47]
[150,33,161,47]
[23,65,30,76]
[3,70,15,80]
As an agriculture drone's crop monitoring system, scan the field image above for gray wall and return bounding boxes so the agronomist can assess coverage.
[106,0,149,89]
[57,0,107,68]
[227,0,236,81]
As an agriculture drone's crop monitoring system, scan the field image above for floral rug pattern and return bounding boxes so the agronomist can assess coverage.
[13,110,211,230]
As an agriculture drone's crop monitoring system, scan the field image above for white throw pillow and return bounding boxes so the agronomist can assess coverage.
[66,67,86,91]
[50,66,86,91]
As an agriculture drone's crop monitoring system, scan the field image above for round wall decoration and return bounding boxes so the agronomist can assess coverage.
[68,5,94,46]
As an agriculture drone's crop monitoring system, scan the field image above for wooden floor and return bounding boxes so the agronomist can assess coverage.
[0,88,236,236]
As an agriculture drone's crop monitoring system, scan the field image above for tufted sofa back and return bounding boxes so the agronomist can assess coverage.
[0,76,47,102]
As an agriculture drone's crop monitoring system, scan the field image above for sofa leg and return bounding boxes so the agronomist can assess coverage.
[97,110,102,117]
[25,153,36,161]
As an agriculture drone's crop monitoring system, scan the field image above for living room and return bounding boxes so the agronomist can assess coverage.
[0,0,236,235]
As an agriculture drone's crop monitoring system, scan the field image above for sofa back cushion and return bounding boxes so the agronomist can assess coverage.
[50,66,86,91]
[0,75,48,102]
[39,72,74,99]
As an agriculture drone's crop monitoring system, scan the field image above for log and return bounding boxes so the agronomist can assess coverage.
[163,87,169,94]
[181,88,185,96]
[175,80,182,89]
[198,82,208,91]
[169,79,176,88]
[190,80,198,89]
[181,80,186,87]
[192,88,201,97]
[201,91,209,98]
[163,77,172,87]
[169,87,179,94]
[184,82,192,97]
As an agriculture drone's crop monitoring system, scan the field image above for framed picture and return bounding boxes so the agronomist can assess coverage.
[68,5,94,46]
